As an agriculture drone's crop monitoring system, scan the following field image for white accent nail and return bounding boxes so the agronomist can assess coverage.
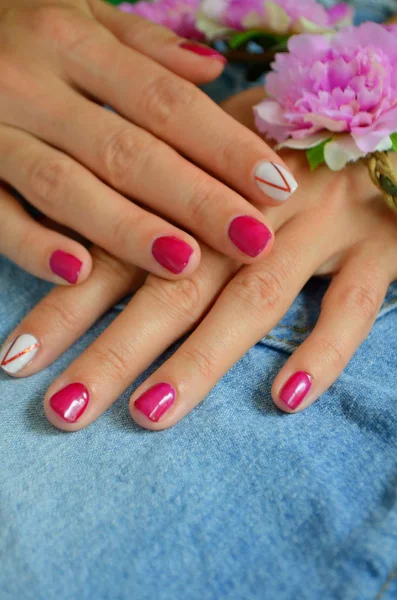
[0,334,39,374]
[254,161,298,202]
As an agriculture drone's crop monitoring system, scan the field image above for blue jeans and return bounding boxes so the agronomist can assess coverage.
[2,262,397,600]
[1,4,397,599]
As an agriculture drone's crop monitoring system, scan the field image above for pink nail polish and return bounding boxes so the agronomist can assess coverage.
[49,383,89,423]
[228,216,272,257]
[152,236,193,274]
[50,250,82,284]
[279,372,312,410]
[179,42,227,64]
[134,383,175,422]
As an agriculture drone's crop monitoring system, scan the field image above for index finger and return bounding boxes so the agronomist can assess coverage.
[63,27,298,207]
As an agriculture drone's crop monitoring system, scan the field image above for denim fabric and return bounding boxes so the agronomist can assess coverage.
[2,266,397,600]
[1,3,397,599]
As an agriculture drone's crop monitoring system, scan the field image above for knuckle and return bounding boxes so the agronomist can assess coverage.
[26,5,92,50]
[228,266,285,320]
[124,15,178,46]
[187,179,216,224]
[317,335,348,369]
[144,275,204,324]
[177,346,217,380]
[89,343,134,381]
[340,283,381,321]
[140,75,196,128]
[109,213,146,259]
[28,158,73,213]
[99,128,154,187]
[0,58,28,97]
[40,296,82,333]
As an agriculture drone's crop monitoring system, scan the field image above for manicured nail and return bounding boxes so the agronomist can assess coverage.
[152,236,193,274]
[49,383,89,423]
[134,383,175,422]
[279,372,312,410]
[179,42,227,64]
[50,250,82,284]
[254,162,298,202]
[0,334,39,375]
[228,216,272,257]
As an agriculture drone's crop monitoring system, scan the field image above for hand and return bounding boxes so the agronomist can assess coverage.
[0,0,296,285]
[2,87,395,430]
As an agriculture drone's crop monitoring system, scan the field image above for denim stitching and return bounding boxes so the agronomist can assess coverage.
[375,562,397,600]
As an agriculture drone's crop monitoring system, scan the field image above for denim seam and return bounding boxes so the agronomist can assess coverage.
[375,561,397,600]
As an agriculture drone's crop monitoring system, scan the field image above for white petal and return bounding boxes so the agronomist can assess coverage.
[260,1,291,34]
[292,17,333,34]
[324,134,365,171]
[375,136,393,151]
[195,12,232,40]
[276,133,331,150]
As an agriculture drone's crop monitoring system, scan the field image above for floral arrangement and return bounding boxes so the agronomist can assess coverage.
[254,22,397,207]
[119,0,354,58]
[119,0,203,40]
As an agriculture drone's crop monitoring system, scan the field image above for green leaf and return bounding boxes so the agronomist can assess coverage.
[229,30,272,49]
[305,139,332,171]
[390,132,397,152]
[228,30,289,50]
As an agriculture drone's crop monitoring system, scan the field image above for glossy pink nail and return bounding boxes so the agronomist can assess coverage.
[152,236,193,274]
[50,250,82,284]
[179,42,227,63]
[134,383,175,422]
[279,372,312,410]
[49,383,89,423]
[228,216,272,257]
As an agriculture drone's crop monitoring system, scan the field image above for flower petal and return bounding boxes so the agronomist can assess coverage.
[324,134,365,171]
[196,11,232,39]
[292,17,332,34]
[260,2,291,34]
[276,132,331,150]
[352,107,397,152]
[304,114,347,132]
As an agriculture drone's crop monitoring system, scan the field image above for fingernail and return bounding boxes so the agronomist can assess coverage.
[254,162,298,202]
[179,42,227,64]
[134,383,175,422]
[228,216,272,257]
[152,236,193,274]
[279,372,312,410]
[50,250,82,284]
[49,383,89,423]
[0,334,39,375]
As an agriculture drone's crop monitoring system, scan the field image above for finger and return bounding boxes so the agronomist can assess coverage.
[0,185,91,284]
[62,24,298,207]
[272,248,390,413]
[128,215,335,429]
[20,91,276,263]
[90,0,227,84]
[0,247,144,377]
[42,247,236,430]
[0,125,203,278]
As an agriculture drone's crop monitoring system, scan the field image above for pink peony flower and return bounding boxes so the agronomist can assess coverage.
[254,22,397,170]
[119,0,203,40]
[197,0,354,39]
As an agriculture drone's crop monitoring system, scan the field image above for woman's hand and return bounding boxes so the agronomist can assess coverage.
[2,87,396,429]
[0,0,294,285]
